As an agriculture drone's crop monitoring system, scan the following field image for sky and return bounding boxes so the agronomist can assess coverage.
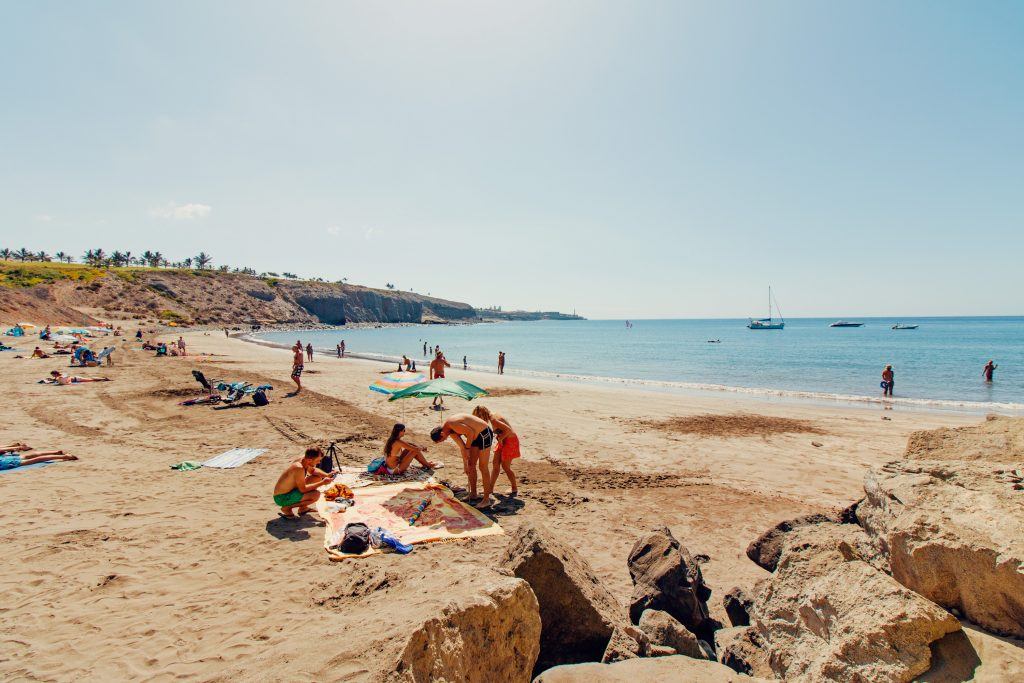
[1,1,1022,318]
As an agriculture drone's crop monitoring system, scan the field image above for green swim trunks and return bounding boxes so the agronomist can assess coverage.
[273,489,303,507]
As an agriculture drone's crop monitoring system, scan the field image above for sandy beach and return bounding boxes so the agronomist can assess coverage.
[0,328,982,680]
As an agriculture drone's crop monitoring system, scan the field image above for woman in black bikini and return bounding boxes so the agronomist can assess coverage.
[382,424,440,475]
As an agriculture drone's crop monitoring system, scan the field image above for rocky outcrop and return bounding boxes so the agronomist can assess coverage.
[723,587,753,627]
[627,527,719,642]
[715,626,773,679]
[745,513,838,572]
[637,609,708,660]
[534,654,770,682]
[904,414,1024,463]
[751,522,960,682]
[601,625,651,663]
[500,523,630,671]
[858,460,1024,638]
[390,569,541,682]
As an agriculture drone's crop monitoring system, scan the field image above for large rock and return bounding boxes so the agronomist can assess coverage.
[751,522,961,681]
[600,624,650,663]
[723,586,754,627]
[534,654,770,682]
[391,569,541,682]
[715,626,773,679]
[501,522,630,670]
[745,513,837,572]
[637,609,707,659]
[859,460,1024,638]
[905,414,1024,463]
[627,527,719,641]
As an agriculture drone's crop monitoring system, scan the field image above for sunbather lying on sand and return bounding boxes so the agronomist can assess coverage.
[0,445,78,471]
[31,347,50,359]
[381,423,441,474]
[45,370,111,385]
[273,447,335,517]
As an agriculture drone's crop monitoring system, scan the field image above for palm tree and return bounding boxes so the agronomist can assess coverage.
[55,251,68,263]
[181,257,192,269]
[218,264,229,272]
[122,251,132,267]
[160,257,169,268]
[16,248,31,262]
[36,251,51,262]
[194,252,212,269]
[0,248,12,260]
[141,250,155,267]
[111,251,126,267]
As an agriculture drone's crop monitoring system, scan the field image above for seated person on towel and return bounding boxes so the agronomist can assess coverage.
[31,347,50,359]
[273,447,334,517]
[381,423,441,474]
[47,370,111,385]
[0,443,78,471]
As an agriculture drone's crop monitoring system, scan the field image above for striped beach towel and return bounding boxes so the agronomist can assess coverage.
[202,448,268,469]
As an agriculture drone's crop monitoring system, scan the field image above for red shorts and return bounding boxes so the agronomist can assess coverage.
[494,434,521,462]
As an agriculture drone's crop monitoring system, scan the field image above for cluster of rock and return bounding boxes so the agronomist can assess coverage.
[379,416,1023,682]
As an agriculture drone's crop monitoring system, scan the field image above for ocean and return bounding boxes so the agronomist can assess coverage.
[257,317,1024,413]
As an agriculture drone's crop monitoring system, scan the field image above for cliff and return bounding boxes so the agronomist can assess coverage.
[0,263,479,325]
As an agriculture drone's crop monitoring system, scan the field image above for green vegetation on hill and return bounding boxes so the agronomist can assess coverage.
[0,261,106,288]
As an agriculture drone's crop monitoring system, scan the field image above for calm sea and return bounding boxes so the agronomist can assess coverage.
[258,317,1024,412]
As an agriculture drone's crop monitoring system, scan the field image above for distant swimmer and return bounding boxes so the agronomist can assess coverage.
[983,360,998,382]
[881,364,895,397]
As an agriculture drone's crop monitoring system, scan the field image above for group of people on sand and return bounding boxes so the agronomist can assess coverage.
[272,406,522,516]
[881,360,999,398]
[0,442,78,471]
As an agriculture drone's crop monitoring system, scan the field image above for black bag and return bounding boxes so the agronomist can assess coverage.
[338,522,371,554]
[252,388,269,406]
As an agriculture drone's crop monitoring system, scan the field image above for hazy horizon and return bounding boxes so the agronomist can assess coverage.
[2,2,1022,318]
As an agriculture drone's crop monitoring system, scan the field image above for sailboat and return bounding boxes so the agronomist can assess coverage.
[748,286,785,330]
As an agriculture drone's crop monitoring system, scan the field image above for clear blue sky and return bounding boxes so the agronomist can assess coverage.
[2,2,1021,318]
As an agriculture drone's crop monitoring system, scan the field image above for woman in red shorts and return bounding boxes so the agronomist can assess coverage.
[473,405,520,498]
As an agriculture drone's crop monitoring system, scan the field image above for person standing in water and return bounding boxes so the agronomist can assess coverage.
[423,341,427,357]
[463,355,467,370]
[881,365,895,397]
[306,343,314,363]
[983,360,998,382]
[340,340,345,358]
[497,351,505,375]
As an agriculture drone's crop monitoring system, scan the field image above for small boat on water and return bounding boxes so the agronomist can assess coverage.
[892,323,918,330]
[748,286,785,330]
[829,321,864,327]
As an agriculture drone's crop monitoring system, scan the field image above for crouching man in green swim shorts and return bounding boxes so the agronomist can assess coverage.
[273,447,335,517]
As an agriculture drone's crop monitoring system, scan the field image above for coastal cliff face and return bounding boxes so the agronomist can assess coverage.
[0,264,479,325]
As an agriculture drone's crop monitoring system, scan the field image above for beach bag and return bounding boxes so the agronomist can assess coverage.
[338,522,371,554]
[367,457,386,473]
[252,388,269,406]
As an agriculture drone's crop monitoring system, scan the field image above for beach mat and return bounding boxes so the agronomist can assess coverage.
[202,448,267,469]
[318,481,503,561]
[0,461,53,474]
[333,465,437,489]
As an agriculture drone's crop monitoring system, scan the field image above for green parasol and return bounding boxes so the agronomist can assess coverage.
[387,378,488,403]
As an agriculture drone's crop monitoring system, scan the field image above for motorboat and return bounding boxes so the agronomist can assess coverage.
[829,321,864,327]
[892,323,918,330]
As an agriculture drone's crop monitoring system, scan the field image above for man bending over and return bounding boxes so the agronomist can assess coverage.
[431,413,495,509]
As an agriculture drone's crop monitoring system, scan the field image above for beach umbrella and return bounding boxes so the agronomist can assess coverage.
[369,371,426,396]
[387,378,488,403]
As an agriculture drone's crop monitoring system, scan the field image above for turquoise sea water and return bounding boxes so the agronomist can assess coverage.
[258,317,1024,412]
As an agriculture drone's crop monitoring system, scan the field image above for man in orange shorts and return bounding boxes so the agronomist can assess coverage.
[473,405,519,497]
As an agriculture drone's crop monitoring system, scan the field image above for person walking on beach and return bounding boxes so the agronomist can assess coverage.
[429,352,451,410]
[177,336,187,357]
[498,351,505,375]
[881,365,895,397]
[983,360,998,382]
[306,343,314,363]
[340,340,346,358]
[290,343,304,394]
[430,413,495,509]
[463,355,467,370]
[336,342,341,358]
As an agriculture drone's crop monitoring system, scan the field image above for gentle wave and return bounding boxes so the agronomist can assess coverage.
[242,335,1024,414]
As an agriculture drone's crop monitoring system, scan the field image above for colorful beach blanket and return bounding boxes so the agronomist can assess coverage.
[333,465,437,489]
[318,482,503,560]
[202,448,267,469]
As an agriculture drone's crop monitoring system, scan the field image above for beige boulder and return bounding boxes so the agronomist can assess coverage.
[501,522,630,670]
[637,609,708,659]
[905,414,1024,463]
[859,460,1024,638]
[390,568,541,682]
[715,626,773,679]
[745,513,838,572]
[534,654,769,682]
[751,522,960,681]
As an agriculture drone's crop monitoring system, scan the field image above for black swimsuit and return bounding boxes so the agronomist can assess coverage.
[470,427,494,450]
